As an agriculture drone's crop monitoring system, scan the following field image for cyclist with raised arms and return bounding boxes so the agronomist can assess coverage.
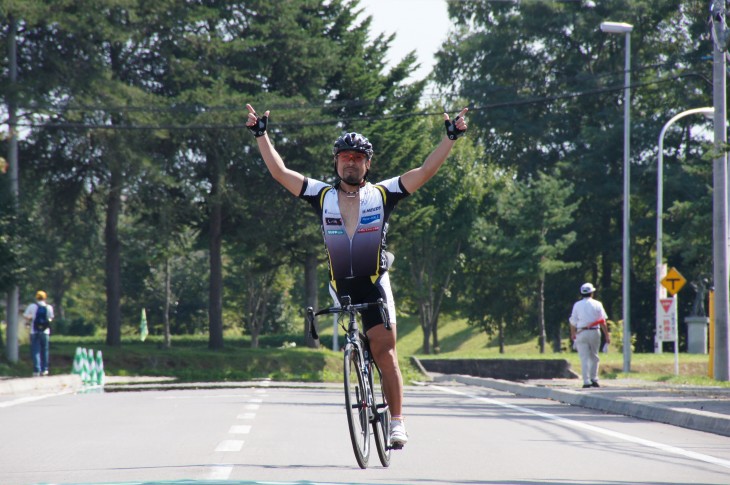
[246,103,468,447]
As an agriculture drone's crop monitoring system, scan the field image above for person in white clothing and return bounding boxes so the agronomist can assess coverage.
[569,283,610,388]
[23,290,54,377]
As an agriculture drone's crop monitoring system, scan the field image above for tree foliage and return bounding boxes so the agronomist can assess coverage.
[0,0,716,356]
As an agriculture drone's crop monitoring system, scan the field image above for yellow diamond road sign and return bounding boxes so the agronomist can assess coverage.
[661,267,686,296]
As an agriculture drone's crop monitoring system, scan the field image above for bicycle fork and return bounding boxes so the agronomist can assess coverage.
[349,337,375,422]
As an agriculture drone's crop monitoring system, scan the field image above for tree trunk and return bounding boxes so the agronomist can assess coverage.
[499,320,505,354]
[600,228,613,313]
[104,165,122,346]
[304,251,319,348]
[248,274,272,350]
[163,256,171,349]
[432,316,439,354]
[51,271,66,321]
[208,155,224,350]
[552,325,562,353]
[420,301,432,354]
[429,241,460,355]
[538,276,546,353]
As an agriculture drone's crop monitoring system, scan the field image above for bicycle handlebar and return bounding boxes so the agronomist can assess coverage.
[306,297,391,341]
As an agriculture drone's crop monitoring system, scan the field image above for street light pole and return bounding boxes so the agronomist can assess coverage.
[5,15,19,363]
[710,0,730,381]
[601,21,634,373]
[656,107,714,353]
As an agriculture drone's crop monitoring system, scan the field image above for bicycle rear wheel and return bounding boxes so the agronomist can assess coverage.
[370,363,391,467]
[344,344,370,468]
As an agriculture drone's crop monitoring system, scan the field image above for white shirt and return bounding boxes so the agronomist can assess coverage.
[23,301,54,334]
[569,297,607,329]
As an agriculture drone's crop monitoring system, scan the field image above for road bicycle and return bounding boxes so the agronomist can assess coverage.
[306,295,398,469]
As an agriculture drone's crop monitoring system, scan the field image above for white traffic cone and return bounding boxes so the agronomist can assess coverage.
[80,348,90,384]
[87,348,97,386]
[72,347,83,375]
[95,350,105,386]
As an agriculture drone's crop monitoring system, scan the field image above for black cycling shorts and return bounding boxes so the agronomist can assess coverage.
[331,274,396,333]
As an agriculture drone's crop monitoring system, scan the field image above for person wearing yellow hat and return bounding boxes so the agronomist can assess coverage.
[23,290,55,377]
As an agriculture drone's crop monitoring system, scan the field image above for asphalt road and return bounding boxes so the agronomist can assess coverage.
[1,382,729,485]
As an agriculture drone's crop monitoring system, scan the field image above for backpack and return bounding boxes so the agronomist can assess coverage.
[33,305,49,332]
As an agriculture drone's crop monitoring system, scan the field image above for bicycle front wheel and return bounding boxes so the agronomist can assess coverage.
[344,344,370,469]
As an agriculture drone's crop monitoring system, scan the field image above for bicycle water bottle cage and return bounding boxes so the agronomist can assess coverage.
[248,114,268,137]
[445,116,465,140]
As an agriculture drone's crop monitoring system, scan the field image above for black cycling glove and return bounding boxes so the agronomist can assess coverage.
[445,116,466,140]
[248,114,268,138]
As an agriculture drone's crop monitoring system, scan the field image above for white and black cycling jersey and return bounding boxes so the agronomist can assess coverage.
[300,176,410,286]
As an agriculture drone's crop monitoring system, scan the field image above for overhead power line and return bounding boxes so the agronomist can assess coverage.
[9,71,706,132]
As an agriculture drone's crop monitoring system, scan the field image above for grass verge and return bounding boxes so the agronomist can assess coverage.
[0,314,726,387]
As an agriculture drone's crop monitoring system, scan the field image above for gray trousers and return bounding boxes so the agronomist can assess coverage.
[575,328,601,385]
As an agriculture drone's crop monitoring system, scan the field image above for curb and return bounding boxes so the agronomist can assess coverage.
[434,374,730,438]
[0,375,83,396]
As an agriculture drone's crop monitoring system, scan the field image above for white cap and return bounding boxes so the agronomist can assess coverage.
[580,283,596,295]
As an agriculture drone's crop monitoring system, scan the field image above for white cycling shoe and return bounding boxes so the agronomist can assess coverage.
[390,420,408,448]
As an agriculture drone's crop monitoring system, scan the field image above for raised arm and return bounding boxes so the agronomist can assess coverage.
[245,104,305,196]
[400,107,469,194]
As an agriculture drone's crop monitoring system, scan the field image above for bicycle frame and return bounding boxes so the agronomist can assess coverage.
[306,295,393,468]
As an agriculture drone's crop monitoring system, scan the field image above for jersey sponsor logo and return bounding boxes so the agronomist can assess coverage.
[364,205,382,213]
[360,214,381,225]
[327,229,345,235]
[325,217,343,226]
[357,226,380,233]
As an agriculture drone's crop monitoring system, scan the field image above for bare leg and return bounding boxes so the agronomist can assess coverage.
[366,323,403,416]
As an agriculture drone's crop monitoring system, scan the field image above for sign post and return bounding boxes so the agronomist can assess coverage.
[660,267,686,375]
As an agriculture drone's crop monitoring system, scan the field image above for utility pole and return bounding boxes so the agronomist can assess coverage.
[710,1,730,381]
[5,15,19,363]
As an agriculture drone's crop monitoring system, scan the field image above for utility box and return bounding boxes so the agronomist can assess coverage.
[686,316,709,354]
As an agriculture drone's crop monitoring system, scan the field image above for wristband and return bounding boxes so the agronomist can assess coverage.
[445,116,465,140]
[248,115,268,138]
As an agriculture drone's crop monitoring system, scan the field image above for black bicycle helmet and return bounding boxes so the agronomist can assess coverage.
[332,132,374,160]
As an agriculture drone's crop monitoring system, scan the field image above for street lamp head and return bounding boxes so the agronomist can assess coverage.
[600,21,634,34]
[701,108,715,120]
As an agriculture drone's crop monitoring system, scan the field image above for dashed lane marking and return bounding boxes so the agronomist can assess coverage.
[204,464,233,480]
[215,439,245,452]
[229,425,252,434]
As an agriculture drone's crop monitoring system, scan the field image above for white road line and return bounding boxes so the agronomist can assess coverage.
[243,403,260,411]
[237,412,256,419]
[229,425,252,434]
[205,464,233,480]
[248,398,263,403]
[0,390,74,408]
[156,394,256,400]
[215,439,244,452]
[431,384,730,470]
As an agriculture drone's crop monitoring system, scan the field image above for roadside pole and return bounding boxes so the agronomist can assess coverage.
[5,15,19,363]
[711,1,730,380]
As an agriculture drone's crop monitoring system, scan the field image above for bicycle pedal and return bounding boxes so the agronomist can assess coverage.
[390,443,404,450]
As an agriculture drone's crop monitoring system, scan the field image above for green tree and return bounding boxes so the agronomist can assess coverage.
[394,112,488,354]
[436,0,711,350]
[494,170,578,353]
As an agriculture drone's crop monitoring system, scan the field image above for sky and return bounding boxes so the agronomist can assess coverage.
[358,0,451,82]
